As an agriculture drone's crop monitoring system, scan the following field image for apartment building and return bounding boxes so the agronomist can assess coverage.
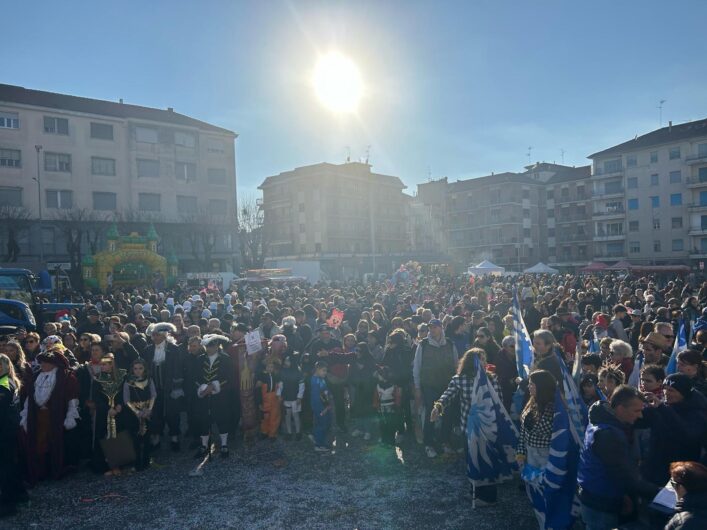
[258,162,408,278]
[0,84,238,272]
[588,118,707,266]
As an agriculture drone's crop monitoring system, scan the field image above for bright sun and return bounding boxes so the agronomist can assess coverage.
[312,52,363,114]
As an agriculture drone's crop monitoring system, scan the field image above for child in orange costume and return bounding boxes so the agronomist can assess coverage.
[256,360,283,439]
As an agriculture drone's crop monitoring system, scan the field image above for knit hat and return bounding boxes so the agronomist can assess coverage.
[664,373,694,397]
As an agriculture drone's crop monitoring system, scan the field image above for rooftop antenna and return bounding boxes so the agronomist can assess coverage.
[345,146,351,163]
[527,146,533,165]
[560,148,565,164]
[365,145,371,165]
[658,99,666,127]
[427,165,432,181]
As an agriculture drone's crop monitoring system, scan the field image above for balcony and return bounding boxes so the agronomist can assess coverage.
[592,207,626,219]
[688,203,707,212]
[594,253,627,260]
[591,167,624,179]
[685,153,707,165]
[592,187,625,199]
[593,231,625,241]
[686,176,707,188]
[556,234,592,243]
[688,227,707,236]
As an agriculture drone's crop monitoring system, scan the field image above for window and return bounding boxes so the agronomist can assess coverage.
[138,193,161,211]
[628,198,639,210]
[669,170,681,183]
[548,228,555,236]
[672,239,684,252]
[0,187,22,206]
[547,209,555,218]
[92,192,116,211]
[701,191,707,207]
[605,181,623,194]
[650,151,658,163]
[523,228,531,237]
[577,186,586,199]
[137,159,159,178]
[653,218,661,230]
[702,215,707,230]
[135,126,158,143]
[177,195,198,213]
[522,188,530,199]
[207,168,226,184]
[46,190,72,209]
[44,152,71,172]
[603,159,622,173]
[699,143,707,157]
[207,138,225,153]
[174,131,196,148]
[0,111,19,129]
[208,199,227,214]
[672,217,683,229]
[702,238,707,253]
[629,220,639,232]
[669,147,681,160]
[578,245,587,257]
[0,148,21,168]
[629,241,640,253]
[626,154,637,167]
[627,177,638,189]
[670,193,682,206]
[650,196,660,208]
[91,157,116,176]
[175,162,196,180]
[90,122,114,140]
[700,167,707,183]
[45,117,70,137]
[654,240,661,252]
[651,174,659,186]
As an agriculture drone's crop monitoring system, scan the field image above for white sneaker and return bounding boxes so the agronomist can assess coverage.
[363,432,371,441]
[425,446,437,458]
[350,429,361,437]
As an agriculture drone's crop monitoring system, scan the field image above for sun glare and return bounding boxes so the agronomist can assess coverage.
[312,52,363,114]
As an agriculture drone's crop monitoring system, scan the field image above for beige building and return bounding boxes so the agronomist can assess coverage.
[259,162,408,278]
[0,83,238,272]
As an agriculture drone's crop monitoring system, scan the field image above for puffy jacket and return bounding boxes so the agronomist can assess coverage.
[665,491,707,530]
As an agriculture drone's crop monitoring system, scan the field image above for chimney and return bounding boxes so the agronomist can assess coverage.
[167,107,174,112]
[669,120,672,132]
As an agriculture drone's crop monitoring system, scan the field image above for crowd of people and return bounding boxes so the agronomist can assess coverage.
[1,269,707,529]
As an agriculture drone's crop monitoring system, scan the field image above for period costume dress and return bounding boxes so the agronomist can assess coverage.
[123,375,156,470]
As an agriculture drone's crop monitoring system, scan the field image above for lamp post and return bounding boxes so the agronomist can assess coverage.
[34,145,44,267]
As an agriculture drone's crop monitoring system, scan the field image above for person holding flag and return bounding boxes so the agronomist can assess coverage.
[665,320,688,376]
[430,348,518,508]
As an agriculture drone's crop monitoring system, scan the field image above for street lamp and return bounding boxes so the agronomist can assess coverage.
[34,145,43,267]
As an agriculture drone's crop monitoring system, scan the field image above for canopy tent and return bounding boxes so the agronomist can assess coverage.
[523,262,559,274]
[467,260,506,276]
[607,260,632,270]
[579,261,609,273]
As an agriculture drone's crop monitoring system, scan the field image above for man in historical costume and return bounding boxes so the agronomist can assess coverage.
[143,323,185,452]
[228,323,260,442]
[21,350,80,484]
[194,335,233,459]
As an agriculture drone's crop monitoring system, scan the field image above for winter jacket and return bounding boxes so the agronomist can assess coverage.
[665,491,707,530]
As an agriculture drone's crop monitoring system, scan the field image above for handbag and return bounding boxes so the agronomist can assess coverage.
[100,430,136,469]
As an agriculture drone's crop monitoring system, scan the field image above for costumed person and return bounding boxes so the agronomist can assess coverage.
[21,349,80,484]
[0,354,27,517]
[228,323,259,443]
[194,334,233,459]
[374,365,402,446]
[143,323,185,452]
[256,357,283,440]
[184,335,205,449]
[431,348,518,507]
[280,354,304,440]
[76,340,108,461]
[123,359,156,471]
[310,360,333,452]
[90,353,127,476]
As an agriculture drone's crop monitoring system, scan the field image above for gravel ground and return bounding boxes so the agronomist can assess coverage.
[8,433,537,530]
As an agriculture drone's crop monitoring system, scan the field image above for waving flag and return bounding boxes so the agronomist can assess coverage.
[512,288,534,379]
[525,390,581,529]
[326,309,345,329]
[665,319,687,376]
[466,358,519,507]
[587,337,600,354]
[555,349,587,442]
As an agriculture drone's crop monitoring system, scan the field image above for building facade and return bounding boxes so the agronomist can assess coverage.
[0,84,238,274]
[259,162,408,279]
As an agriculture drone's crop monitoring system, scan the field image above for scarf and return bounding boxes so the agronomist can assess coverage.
[34,368,58,407]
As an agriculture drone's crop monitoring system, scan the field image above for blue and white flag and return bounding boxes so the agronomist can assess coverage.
[555,349,587,442]
[665,320,687,376]
[466,358,519,493]
[512,287,534,379]
[587,337,600,354]
[525,391,581,529]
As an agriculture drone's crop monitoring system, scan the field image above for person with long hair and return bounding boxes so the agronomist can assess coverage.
[0,353,27,517]
[473,326,501,366]
[666,461,707,530]
[3,341,32,402]
[122,359,156,471]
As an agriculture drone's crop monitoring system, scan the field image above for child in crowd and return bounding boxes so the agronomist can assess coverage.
[374,366,402,446]
[256,359,282,440]
[598,364,624,398]
[580,353,602,375]
[310,361,332,452]
[639,364,665,401]
[123,359,156,471]
[280,355,304,441]
[579,373,602,406]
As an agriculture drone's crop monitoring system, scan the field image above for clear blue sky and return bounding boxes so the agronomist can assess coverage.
[6,0,707,197]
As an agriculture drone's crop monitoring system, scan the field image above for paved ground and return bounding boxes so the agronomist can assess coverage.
[9,434,537,530]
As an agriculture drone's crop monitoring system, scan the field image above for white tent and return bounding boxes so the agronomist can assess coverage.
[467,260,506,276]
[524,262,559,274]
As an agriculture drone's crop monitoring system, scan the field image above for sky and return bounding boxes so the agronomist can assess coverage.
[6,0,707,198]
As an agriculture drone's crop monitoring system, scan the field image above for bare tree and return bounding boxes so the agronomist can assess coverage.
[0,206,31,262]
[180,208,228,270]
[54,208,98,285]
[237,195,268,270]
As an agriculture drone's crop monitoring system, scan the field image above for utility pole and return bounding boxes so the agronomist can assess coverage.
[527,146,533,165]
[658,99,666,127]
[34,145,44,267]
[560,148,565,164]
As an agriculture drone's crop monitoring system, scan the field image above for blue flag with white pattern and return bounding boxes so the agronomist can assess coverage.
[555,348,587,441]
[587,337,600,354]
[512,287,534,379]
[665,319,687,376]
[525,390,581,529]
[466,358,519,489]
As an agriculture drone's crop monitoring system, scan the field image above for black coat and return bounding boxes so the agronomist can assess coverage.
[381,344,414,387]
[666,491,707,530]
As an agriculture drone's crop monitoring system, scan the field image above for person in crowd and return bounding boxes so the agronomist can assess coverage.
[578,385,660,530]
[122,358,156,471]
[608,340,634,381]
[280,354,304,441]
[665,461,707,530]
[22,332,41,363]
[310,361,332,452]
[579,373,602,406]
[530,330,563,386]
[495,336,518,412]
[640,332,670,367]
[374,366,402,446]
[256,358,282,442]
[608,304,630,342]
[473,326,500,366]
[348,343,376,441]
[638,364,665,399]
[0,353,27,517]
[581,353,603,376]
[676,349,707,395]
